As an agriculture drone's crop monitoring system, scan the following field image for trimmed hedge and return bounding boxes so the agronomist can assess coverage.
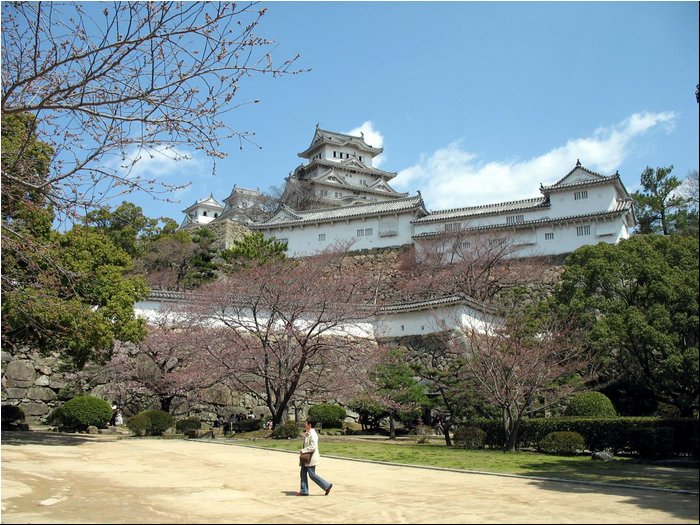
[127,410,173,436]
[271,421,300,439]
[471,417,699,457]
[141,410,173,435]
[55,396,112,431]
[308,404,346,429]
[176,417,202,433]
[539,431,586,455]
[565,392,617,417]
[453,426,487,449]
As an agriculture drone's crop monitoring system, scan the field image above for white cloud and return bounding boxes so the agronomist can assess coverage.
[393,111,677,210]
[345,121,386,168]
[107,144,203,181]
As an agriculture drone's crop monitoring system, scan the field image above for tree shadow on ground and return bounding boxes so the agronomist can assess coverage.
[525,476,699,522]
[1,430,119,447]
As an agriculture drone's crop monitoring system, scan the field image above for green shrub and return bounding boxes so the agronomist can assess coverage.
[127,412,150,436]
[140,410,174,436]
[565,392,617,417]
[453,426,487,449]
[539,431,586,455]
[176,417,202,433]
[1,405,26,429]
[308,403,346,429]
[627,427,675,459]
[271,420,300,439]
[56,396,112,431]
[236,418,263,432]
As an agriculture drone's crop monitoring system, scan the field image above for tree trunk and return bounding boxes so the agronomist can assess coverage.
[443,420,452,447]
[504,417,521,452]
[389,412,396,440]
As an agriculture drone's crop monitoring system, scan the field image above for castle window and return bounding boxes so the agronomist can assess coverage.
[202,211,207,217]
[318,233,326,241]
[545,232,554,240]
[359,156,363,162]
[333,151,337,158]
[365,228,373,236]
[574,190,588,200]
[506,214,524,225]
[445,222,461,232]
[214,213,218,218]
[357,229,365,237]
[576,225,591,236]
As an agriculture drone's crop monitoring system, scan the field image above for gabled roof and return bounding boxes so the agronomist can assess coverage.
[298,126,383,159]
[413,196,549,224]
[251,194,427,229]
[223,185,264,204]
[182,194,224,213]
[540,161,630,198]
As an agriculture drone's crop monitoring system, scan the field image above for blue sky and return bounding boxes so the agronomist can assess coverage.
[120,1,699,222]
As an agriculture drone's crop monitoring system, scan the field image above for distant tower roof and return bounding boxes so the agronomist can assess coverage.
[297,127,383,159]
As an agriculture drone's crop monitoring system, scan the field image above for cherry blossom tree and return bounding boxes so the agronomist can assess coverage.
[448,304,601,451]
[187,248,380,427]
[2,2,304,219]
[104,313,224,413]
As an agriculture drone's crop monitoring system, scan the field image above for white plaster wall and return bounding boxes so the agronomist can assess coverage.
[260,213,416,257]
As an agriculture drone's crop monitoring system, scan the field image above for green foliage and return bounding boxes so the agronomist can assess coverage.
[471,416,699,456]
[175,417,202,433]
[126,412,151,436]
[453,426,487,449]
[236,418,263,432]
[271,420,300,439]
[127,409,173,436]
[56,396,112,430]
[539,431,586,456]
[83,202,164,258]
[552,234,699,416]
[308,404,347,429]
[632,165,689,235]
[565,392,617,417]
[220,232,286,271]
[347,395,389,430]
[139,409,174,436]
[1,405,26,428]
[627,427,675,459]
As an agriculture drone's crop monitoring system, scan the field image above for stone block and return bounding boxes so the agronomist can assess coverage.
[87,425,99,434]
[34,375,51,386]
[5,387,27,399]
[4,360,36,388]
[20,402,51,416]
[27,387,56,401]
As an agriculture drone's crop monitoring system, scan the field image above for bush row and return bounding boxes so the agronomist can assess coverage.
[469,417,699,457]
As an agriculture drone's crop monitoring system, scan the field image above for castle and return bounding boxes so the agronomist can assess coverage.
[180,126,635,258]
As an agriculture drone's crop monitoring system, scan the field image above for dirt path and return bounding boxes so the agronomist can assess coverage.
[1,431,698,524]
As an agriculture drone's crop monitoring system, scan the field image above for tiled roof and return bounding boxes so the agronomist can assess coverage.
[182,194,224,212]
[413,197,549,224]
[251,194,427,229]
[413,199,633,238]
[378,294,497,315]
[541,173,621,193]
[298,127,383,158]
[305,158,397,179]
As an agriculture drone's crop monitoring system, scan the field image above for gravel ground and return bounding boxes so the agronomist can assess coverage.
[1,430,698,524]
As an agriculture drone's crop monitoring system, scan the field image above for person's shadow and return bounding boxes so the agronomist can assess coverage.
[281,491,311,497]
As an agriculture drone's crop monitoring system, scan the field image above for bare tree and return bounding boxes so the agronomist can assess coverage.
[186,248,379,427]
[447,307,601,452]
[402,230,525,303]
[1,2,304,220]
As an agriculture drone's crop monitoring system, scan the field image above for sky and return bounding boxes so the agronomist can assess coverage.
[114,1,699,222]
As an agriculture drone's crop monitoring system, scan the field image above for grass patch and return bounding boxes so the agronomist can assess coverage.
[236,436,699,493]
